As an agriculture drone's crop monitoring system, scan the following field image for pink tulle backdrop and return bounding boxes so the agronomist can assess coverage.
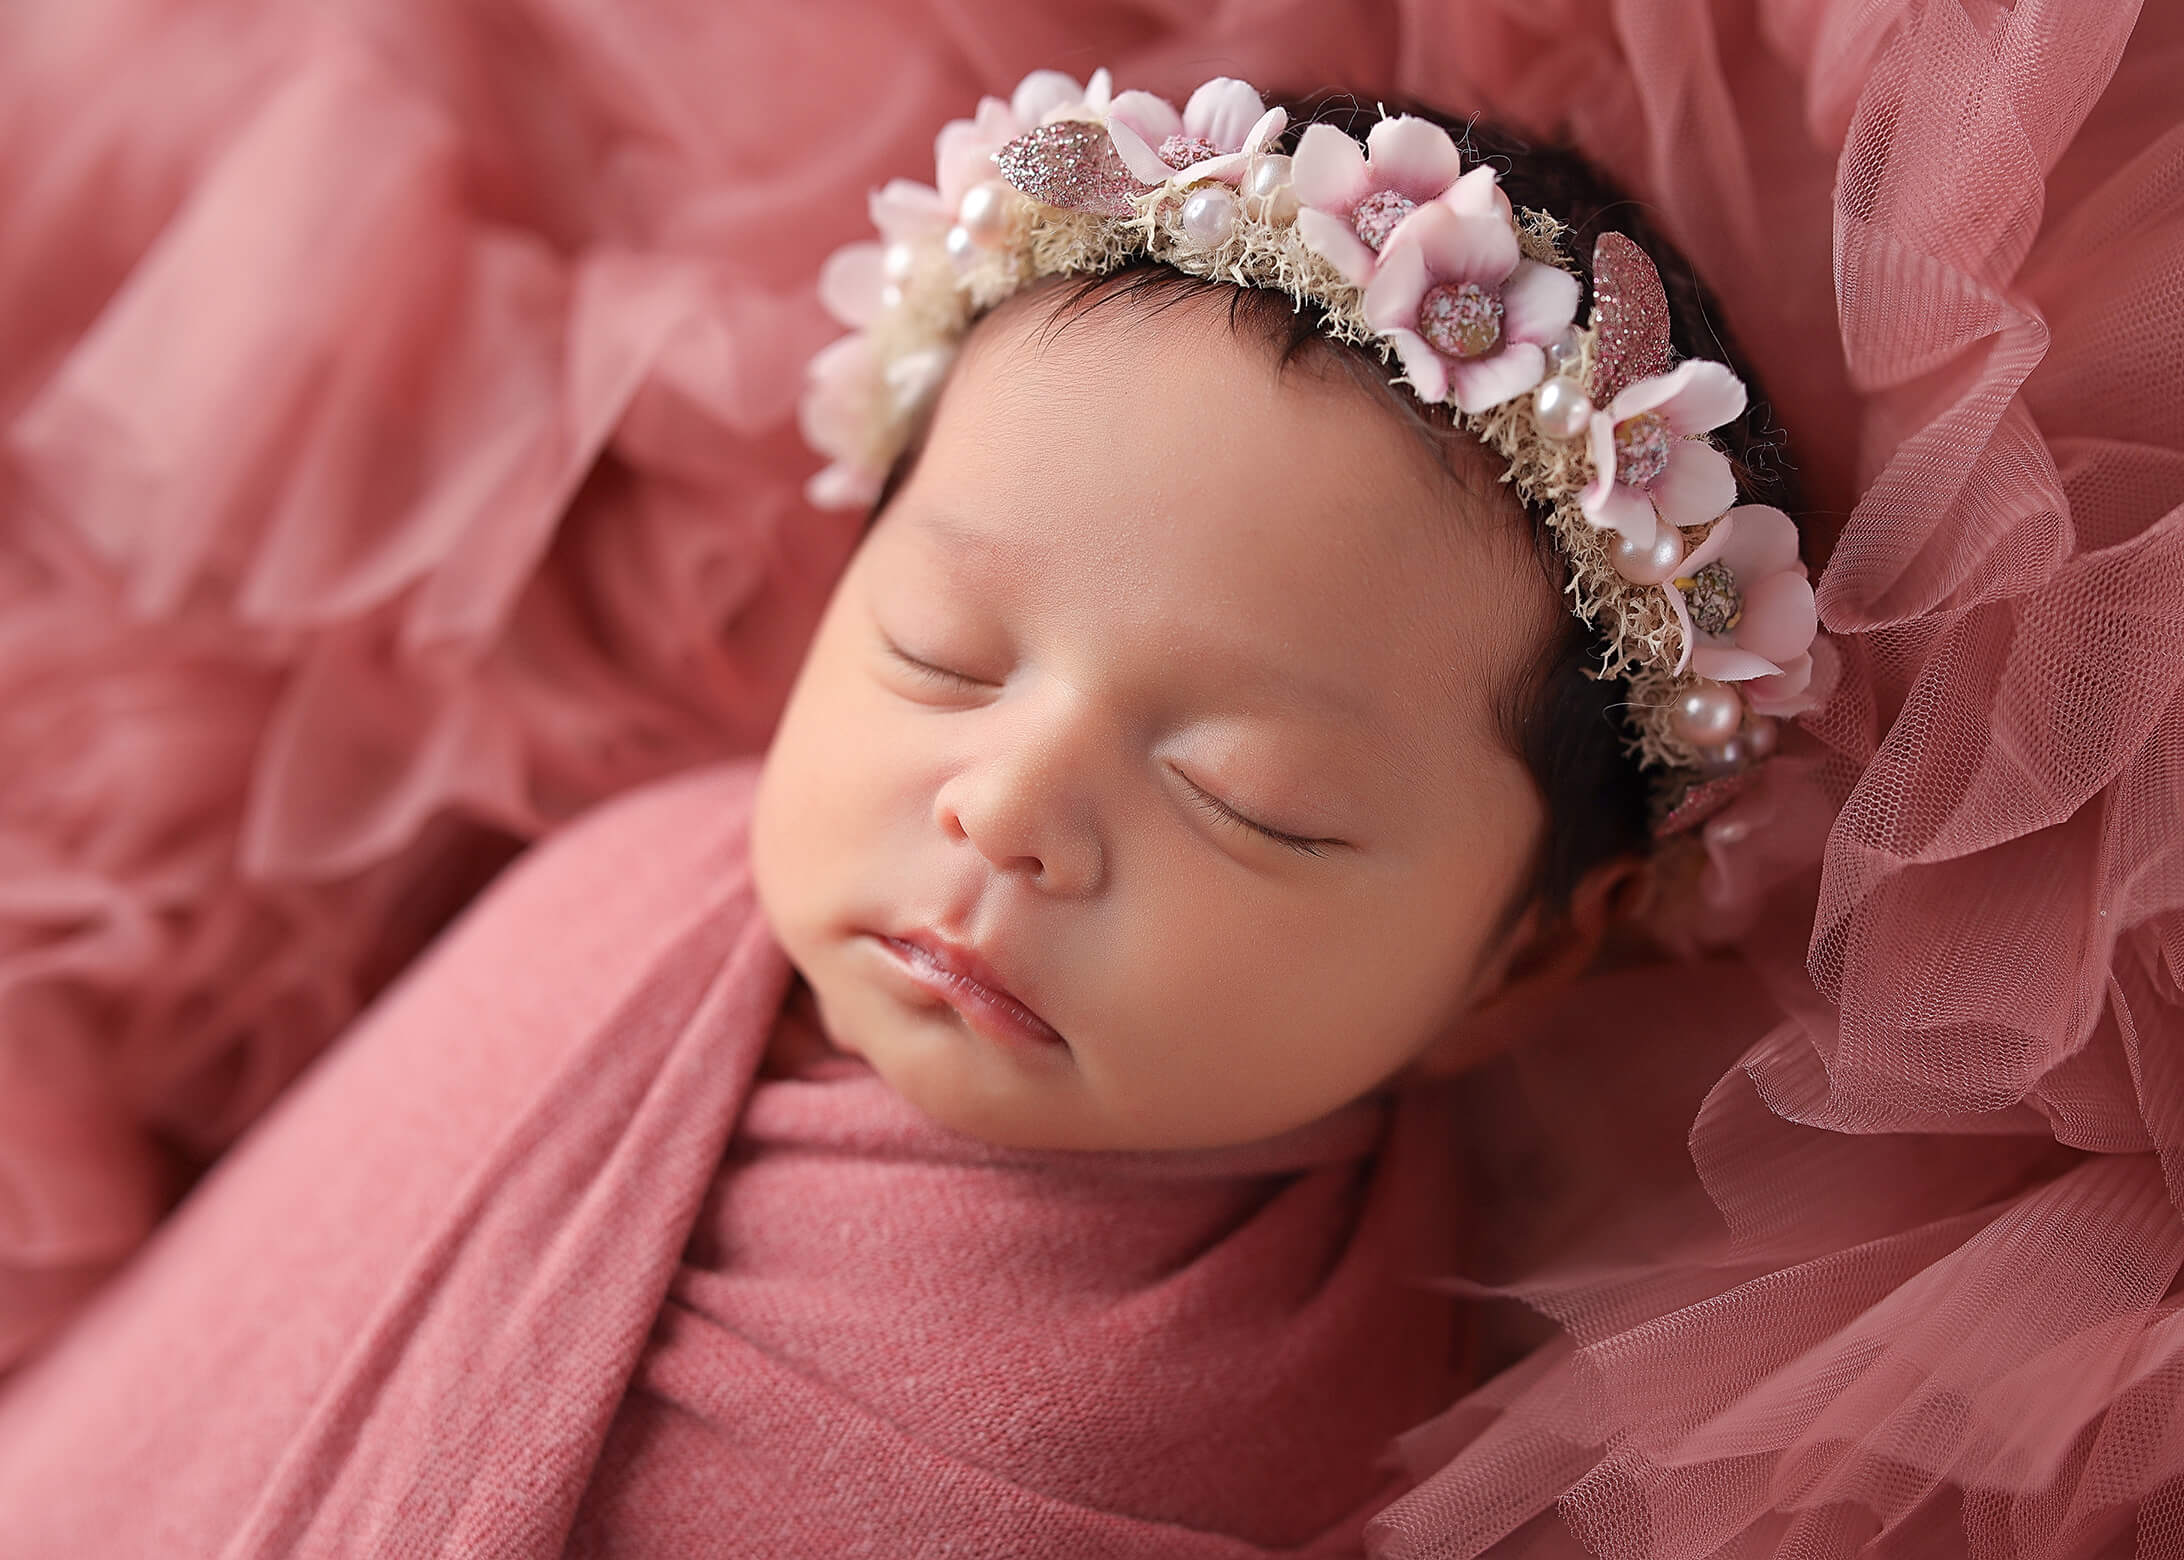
[3,1,2180,1554]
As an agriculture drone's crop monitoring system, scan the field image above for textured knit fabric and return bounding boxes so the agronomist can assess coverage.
[0,758,1467,1557]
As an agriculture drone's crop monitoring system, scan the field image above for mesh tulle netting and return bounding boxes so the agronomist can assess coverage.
[2,0,2180,1554]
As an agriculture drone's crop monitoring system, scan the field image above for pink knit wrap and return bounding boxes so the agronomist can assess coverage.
[0,760,1469,1555]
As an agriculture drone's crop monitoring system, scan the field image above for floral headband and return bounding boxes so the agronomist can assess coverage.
[799,69,1830,831]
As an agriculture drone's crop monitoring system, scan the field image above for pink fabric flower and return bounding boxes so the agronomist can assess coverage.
[799,333,884,508]
[857,68,1116,266]
[820,108,1031,332]
[1663,504,1818,680]
[1578,360,1746,547]
[1745,631,1837,719]
[1104,78,1285,188]
[1360,198,1580,413]
[800,230,921,507]
[1291,117,1470,286]
[802,66,1116,510]
[801,329,955,510]
[1007,67,1113,130]
[799,227,926,506]
[934,69,1116,208]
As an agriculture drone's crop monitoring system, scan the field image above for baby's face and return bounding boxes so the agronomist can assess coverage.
[752,289,1559,1151]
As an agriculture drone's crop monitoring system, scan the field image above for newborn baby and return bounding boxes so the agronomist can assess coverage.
[0,89,1753,1559]
[566,261,1629,1555]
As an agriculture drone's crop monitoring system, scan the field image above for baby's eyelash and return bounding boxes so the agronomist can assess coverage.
[1181,775,1327,858]
[884,639,980,688]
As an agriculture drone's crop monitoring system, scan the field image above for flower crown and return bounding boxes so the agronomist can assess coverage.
[799,69,1828,830]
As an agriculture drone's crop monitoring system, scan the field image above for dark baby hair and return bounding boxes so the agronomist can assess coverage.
[869,94,1801,917]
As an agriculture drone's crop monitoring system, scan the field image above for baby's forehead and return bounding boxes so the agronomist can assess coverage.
[929,290,1535,608]
[949,289,1463,521]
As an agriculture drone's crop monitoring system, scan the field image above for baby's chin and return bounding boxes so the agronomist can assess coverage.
[862,1040,1109,1152]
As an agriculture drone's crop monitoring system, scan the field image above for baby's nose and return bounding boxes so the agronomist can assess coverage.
[933,750,1104,897]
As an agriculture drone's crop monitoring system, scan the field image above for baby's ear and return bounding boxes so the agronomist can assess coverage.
[1405,854,1653,1079]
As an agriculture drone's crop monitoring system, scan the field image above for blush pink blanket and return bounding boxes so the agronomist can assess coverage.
[0,758,1468,1556]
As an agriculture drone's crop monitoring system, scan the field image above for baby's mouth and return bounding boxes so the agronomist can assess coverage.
[873,933,1067,1051]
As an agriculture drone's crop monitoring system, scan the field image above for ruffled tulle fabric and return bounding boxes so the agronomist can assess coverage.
[1359,3,2184,1555]
[0,0,876,1362]
[3,1,2181,1555]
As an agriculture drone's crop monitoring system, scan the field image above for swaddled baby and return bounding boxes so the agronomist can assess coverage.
[0,86,1805,1559]
[562,259,1616,1555]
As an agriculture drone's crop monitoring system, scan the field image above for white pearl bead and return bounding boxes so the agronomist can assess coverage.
[881,240,919,283]
[956,181,1012,246]
[1609,524,1684,585]
[1671,684,1744,747]
[1696,735,1748,776]
[1543,327,1583,377]
[1706,815,1753,847]
[1258,186,1299,225]
[1246,154,1293,200]
[1742,715,1780,759]
[1532,376,1593,440]
[943,223,977,268]
[1179,185,1240,249]
[880,281,905,310]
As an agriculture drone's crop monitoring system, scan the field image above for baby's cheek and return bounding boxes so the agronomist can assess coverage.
[1215,886,1462,1070]
[1094,880,1343,1094]
[748,749,804,948]
[752,709,858,940]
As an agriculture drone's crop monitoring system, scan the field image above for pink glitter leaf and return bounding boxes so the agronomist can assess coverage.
[1653,769,1760,838]
[995,120,1139,218]
[1588,232,1674,404]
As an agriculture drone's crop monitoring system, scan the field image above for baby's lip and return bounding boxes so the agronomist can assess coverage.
[883,927,1062,1041]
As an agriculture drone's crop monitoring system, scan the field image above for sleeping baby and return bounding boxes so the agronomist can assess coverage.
[0,72,1817,1558]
